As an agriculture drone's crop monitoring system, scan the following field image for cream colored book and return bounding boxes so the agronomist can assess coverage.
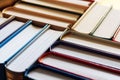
[2,7,71,31]
[72,3,112,34]
[5,29,63,80]
[39,54,120,80]
[0,17,7,25]
[93,9,120,39]
[61,31,120,57]
[14,2,80,23]
[21,0,90,14]
[113,27,120,42]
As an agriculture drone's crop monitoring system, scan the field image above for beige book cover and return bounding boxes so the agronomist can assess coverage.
[21,0,89,14]
[93,9,120,39]
[2,7,71,31]
[14,2,80,23]
[72,3,112,34]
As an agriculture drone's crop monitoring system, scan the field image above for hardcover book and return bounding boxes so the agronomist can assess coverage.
[51,42,120,74]
[39,52,120,80]
[0,22,46,80]
[72,3,112,34]
[5,26,63,80]
[61,30,120,58]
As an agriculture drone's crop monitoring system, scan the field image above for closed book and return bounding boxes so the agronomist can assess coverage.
[2,7,71,31]
[39,52,120,80]
[0,16,15,29]
[0,22,45,80]
[21,0,92,14]
[0,20,32,48]
[61,30,120,58]
[5,27,63,80]
[0,0,17,10]
[51,42,120,74]
[25,62,75,80]
[93,9,120,39]
[14,2,80,23]
[113,26,120,42]
[72,3,112,34]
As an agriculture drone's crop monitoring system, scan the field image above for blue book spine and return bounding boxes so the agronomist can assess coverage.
[0,20,32,48]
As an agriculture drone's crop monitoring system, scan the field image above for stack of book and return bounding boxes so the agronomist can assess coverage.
[0,0,120,80]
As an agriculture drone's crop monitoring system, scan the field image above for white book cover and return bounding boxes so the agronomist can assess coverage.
[73,3,112,34]
[40,54,120,80]
[0,20,24,42]
[0,17,7,24]
[51,44,120,69]
[0,25,42,63]
[93,9,120,39]
[27,68,73,80]
[6,29,63,73]
[61,33,120,57]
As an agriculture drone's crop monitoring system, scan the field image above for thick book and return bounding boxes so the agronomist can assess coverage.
[2,7,71,31]
[72,3,112,34]
[113,26,120,42]
[39,52,120,80]
[5,27,63,80]
[61,30,120,58]
[21,0,92,14]
[25,62,75,80]
[0,22,47,80]
[0,20,32,48]
[51,42,120,74]
[14,2,80,24]
[0,17,7,29]
[93,9,120,39]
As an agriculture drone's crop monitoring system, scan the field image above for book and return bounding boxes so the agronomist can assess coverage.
[0,23,48,80]
[51,42,120,74]
[5,28,63,80]
[39,52,120,80]
[61,30,120,58]
[14,2,80,23]
[0,16,15,29]
[0,20,32,48]
[93,9,120,39]
[72,3,112,34]
[113,26,120,42]
[21,0,92,14]
[25,63,75,80]
[0,0,15,10]
[2,7,71,31]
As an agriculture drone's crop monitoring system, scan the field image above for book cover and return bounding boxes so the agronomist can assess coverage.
[93,9,120,39]
[2,7,71,31]
[21,0,93,14]
[25,62,75,80]
[5,27,63,80]
[14,2,80,24]
[72,3,112,34]
[0,22,46,80]
[51,42,120,74]
[39,52,120,80]
[61,30,120,58]
[0,20,32,48]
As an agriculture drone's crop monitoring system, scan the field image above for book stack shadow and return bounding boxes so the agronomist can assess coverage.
[0,0,120,80]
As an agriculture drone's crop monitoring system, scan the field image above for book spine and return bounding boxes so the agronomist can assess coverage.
[0,20,32,48]
[0,16,15,29]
